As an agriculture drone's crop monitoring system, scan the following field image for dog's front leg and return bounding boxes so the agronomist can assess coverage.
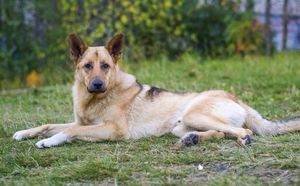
[13,123,76,141]
[35,121,126,149]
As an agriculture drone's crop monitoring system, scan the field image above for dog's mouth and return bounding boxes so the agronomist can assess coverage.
[87,87,107,94]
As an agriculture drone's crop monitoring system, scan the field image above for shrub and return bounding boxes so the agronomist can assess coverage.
[0,0,268,89]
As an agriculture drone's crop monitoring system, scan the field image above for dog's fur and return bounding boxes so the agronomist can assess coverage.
[13,33,300,148]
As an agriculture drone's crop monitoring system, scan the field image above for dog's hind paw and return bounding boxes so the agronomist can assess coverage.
[242,135,252,145]
[180,133,199,147]
[237,135,252,146]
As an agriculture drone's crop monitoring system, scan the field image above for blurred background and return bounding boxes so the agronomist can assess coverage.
[0,0,299,90]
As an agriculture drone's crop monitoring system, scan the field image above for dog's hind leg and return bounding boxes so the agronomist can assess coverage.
[13,123,75,141]
[172,125,224,147]
[182,112,253,145]
[178,130,225,147]
[171,125,193,137]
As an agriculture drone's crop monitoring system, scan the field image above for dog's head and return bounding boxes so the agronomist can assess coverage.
[68,33,124,95]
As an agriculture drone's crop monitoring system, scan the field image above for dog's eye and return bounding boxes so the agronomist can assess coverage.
[101,63,110,70]
[84,63,92,70]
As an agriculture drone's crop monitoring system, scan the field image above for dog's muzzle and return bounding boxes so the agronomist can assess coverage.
[87,79,106,94]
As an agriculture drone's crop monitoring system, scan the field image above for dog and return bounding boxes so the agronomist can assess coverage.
[13,33,300,149]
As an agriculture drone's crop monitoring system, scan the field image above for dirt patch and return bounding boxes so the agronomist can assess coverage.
[151,161,299,185]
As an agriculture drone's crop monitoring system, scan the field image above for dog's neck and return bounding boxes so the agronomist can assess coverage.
[72,69,138,109]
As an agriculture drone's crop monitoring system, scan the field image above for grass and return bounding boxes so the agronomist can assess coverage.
[0,52,300,185]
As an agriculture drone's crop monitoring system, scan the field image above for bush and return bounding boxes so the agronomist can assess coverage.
[0,0,267,89]
[226,14,265,55]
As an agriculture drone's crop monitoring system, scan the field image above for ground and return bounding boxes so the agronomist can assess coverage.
[0,53,299,185]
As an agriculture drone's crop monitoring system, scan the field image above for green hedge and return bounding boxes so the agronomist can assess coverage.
[0,0,266,89]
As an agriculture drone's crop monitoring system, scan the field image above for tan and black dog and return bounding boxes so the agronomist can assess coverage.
[13,33,300,148]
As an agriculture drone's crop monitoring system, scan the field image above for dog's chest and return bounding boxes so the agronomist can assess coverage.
[76,100,114,125]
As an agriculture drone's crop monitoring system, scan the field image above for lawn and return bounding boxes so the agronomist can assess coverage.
[0,53,299,185]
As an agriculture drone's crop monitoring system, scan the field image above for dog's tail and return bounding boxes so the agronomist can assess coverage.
[241,103,300,135]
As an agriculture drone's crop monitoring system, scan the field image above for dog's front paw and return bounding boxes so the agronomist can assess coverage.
[35,138,59,149]
[13,130,29,141]
[35,132,70,149]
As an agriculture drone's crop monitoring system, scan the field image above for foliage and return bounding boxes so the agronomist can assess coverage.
[226,14,265,55]
[0,0,269,89]
[26,70,41,88]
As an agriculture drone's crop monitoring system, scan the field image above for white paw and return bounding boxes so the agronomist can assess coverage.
[35,132,70,149]
[13,130,28,141]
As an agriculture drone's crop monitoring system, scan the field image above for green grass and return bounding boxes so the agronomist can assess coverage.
[1,53,300,185]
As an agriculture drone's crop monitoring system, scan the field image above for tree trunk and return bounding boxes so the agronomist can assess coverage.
[282,0,289,50]
[246,0,254,13]
[77,0,83,20]
[264,0,272,56]
[52,0,57,14]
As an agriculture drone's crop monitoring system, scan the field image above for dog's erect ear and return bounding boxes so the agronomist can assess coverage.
[105,33,125,63]
[68,33,88,64]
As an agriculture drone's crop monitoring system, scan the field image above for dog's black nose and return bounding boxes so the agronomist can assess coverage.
[88,79,106,93]
[92,79,103,90]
